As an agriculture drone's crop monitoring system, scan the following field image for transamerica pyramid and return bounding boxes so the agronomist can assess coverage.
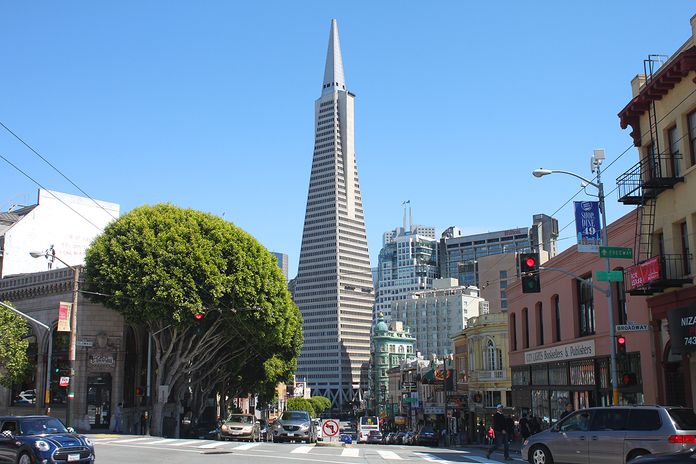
[294,19,374,409]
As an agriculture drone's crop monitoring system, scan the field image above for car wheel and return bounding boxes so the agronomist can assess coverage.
[17,453,32,464]
[530,445,554,464]
[627,450,650,462]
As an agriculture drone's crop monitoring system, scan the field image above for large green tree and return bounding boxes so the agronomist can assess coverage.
[83,204,302,435]
[0,301,30,387]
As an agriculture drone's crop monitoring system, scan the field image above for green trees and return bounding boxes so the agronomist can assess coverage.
[83,204,302,435]
[309,396,331,416]
[0,301,30,387]
[285,396,332,418]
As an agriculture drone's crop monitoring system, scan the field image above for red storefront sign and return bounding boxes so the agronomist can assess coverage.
[627,256,661,288]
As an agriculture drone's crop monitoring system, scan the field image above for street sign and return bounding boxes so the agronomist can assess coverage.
[77,340,93,347]
[59,376,70,387]
[402,397,418,403]
[596,270,624,282]
[599,246,633,259]
[616,323,649,332]
[322,419,339,437]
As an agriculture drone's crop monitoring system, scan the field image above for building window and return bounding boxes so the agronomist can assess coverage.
[614,268,627,325]
[522,307,530,348]
[668,125,681,176]
[680,221,691,275]
[688,110,696,167]
[577,276,595,337]
[510,313,517,351]
[553,295,561,342]
[536,302,544,346]
[484,391,502,408]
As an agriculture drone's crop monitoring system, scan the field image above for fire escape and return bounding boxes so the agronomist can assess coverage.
[617,52,695,296]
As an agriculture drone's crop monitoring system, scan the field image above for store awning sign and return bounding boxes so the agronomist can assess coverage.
[627,257,661,289]
[524,340,595,365]
[667,304,696,355]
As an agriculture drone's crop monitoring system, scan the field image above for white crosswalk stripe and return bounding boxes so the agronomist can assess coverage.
[290,445,313,454]
[376,449,403,460]
[138,439,172,445]
[233,442,261,450]
[341,448,360,457]
[168,440,201,447]
[110,437,153,443]
[413,452,453,463]
[198,441,227,449]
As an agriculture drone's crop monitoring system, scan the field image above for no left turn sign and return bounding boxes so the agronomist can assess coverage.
[322,419,339,437]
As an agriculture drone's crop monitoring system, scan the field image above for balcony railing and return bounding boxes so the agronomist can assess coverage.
[617,152,683,205]
[625,253,693,296]
[477,370,507,381]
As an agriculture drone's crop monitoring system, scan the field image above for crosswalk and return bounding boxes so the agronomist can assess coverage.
[89,436,520,463]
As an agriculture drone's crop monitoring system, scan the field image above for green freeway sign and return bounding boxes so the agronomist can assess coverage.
[599,246,633,259]
[596,270,624,282]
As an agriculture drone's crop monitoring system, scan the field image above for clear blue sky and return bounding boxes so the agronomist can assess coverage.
[2,2,694,278]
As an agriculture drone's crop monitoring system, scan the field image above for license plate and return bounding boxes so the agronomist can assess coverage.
[231,431,242,435]
[68,454,80,462]
[287,432,294,436]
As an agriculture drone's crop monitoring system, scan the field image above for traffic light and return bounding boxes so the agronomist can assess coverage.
[616,335,626,356]
[520,252,541,293]
[194,312,204,321]
[621,373,637,386]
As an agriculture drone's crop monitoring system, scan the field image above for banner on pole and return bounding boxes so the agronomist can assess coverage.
[575,201,601,252]
[58,302,72,332]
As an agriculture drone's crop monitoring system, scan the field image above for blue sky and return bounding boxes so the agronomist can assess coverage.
[2,2,694,277]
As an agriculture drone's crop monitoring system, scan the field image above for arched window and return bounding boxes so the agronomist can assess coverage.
[485,339,497,371]
[510,313,517,351]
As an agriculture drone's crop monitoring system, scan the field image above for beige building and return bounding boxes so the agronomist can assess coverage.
[617,14,696,408]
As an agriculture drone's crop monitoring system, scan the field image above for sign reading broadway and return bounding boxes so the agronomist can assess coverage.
[524,340,595,365]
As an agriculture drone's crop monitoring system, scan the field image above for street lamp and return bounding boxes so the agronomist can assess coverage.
[30,246,80,426]
[532,149,621,405]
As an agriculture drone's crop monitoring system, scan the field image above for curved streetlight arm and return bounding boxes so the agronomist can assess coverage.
[29,247,76,271]
[533,169,599,190]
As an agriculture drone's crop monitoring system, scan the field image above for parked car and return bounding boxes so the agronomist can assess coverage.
[0,415,95,464]
[272,410,317,443]
[219,414,260,441]
[416,425,439,446]
[339,433,353,444]
[258,419,269,441]
[632,449,696,463]
[314,419,323,441]
[189,418,220,440]
[385,432,397,444]
[522,406,696,464]
[395,431,407,444]
[367,430,384,444]
[404,431,417,445]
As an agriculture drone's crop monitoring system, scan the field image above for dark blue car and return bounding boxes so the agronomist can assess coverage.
[0,415,95,464]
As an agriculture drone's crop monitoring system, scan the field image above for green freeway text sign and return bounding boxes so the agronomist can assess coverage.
[599,246,633,259]
[596,270,624,282]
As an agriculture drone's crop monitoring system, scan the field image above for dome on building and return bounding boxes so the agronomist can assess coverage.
[373,312,389,334]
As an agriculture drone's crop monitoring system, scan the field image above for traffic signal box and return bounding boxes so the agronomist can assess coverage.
[519,252,541,293]
[616,334,626,356]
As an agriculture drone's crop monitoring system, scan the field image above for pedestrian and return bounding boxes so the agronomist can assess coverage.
[486,405,511,461]
[529,416,541,435]
[113,402,123,433]
[559,403,574,421]
[519,413,531,441]
[505,414,515,445]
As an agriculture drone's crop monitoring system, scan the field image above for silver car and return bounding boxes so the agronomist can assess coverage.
[272,410,317,443]
[522,406,696,464]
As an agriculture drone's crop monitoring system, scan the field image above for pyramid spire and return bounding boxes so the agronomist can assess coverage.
[322,19,346,94]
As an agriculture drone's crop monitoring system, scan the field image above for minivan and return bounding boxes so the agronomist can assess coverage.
[521,406,696,464]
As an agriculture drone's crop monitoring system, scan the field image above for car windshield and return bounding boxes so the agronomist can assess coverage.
[420,426,435,433]
[281,411,309,421]
[21,418,68,435]
[226,415,252,423]
[669,409,696,430]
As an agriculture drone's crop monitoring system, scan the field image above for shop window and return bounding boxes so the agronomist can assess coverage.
[532,364,549,385]
[569,359,595,385]
[548,363,568,385]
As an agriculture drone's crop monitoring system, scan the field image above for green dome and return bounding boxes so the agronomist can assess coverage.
[373,312,389,333]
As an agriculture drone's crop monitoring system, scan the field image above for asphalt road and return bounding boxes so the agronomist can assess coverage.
[89,434,526,464]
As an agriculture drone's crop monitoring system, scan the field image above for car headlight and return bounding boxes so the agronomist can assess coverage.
[221,425,228,431]
[34,440,50,452]
[83,437,93,447]
[242,427,252,432]
[274,423,283,429]
[300,422,310,430]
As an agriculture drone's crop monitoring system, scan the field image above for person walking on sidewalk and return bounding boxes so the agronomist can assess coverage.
[519,413,531,441]
[486,405,511,460]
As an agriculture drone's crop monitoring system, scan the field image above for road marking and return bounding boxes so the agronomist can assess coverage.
[168,440,202,447]
[413,452,454,463]
[291,446,314,454]
[376,449,403,460]
[341,448,360,457]
[138,439,172,445]
[110,437,153,443]
[233,442,262,450]
[198,441,227,448]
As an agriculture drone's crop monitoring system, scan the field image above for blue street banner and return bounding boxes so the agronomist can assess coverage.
[575,201,601,253]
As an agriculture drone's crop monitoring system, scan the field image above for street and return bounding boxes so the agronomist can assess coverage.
[90,435,525,464]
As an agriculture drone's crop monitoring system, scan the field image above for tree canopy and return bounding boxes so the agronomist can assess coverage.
[0,301,30,387]
[83,204,302,434]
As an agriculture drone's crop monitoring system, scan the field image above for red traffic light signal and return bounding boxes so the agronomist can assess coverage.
[194,313,204,321]
[616,334,626,355]
[519,252,541,293]
[621,373,637,386]
[525,256,537,268]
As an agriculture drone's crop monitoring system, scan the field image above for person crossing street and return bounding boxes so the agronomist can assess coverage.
[486,404,511,461]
